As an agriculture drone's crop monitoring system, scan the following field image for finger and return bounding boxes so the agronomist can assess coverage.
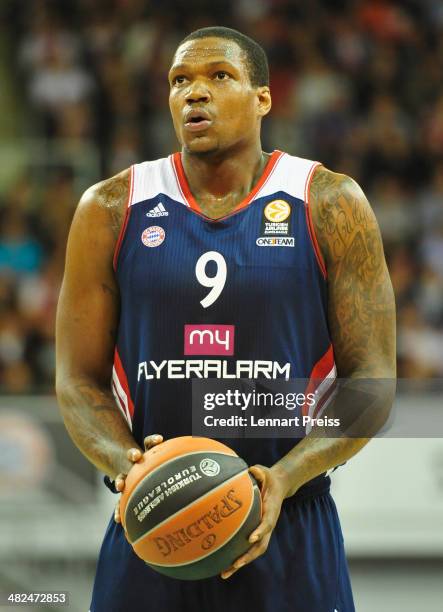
[221,536,268,578]
[249,517,274,544]
[114,501,121,523]
[144,434,164,451]
[221,566,235,579]
[127,447,142,463]
[115,473,126,492]
[222,534,272,577]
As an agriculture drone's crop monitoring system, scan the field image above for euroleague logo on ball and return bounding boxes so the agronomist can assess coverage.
[264,200,291,223]
[141,226,165,248]
[199,458,220,477]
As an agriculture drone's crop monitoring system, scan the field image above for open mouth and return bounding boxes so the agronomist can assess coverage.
[184,113,212,132]
[188,116,206,124]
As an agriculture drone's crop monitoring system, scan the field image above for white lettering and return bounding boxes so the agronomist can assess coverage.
[214,329,230,349]
[241,393,251,410]
[137,362,150,381]
[150,360,167,379]
[273,362,291,380]
[254,361,273,378]
[185,360,203,378]
[168,360,185,378]
[189,330,213,345]
[136,360,291,379]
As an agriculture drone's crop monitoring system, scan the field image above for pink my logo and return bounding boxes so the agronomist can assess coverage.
[184,324,235,356]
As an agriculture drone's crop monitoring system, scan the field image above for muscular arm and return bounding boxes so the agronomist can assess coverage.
[55,168,142,479]
[273,167,396,496]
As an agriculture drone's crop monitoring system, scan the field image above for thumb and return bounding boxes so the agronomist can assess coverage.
[249,464,267,489]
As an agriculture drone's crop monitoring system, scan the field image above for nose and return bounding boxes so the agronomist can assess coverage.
[185,80,211,104]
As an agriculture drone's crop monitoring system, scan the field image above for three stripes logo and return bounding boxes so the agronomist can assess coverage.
[146,202,168,217]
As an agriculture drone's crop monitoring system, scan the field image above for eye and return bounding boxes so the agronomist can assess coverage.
[214,71,230,80]
[172,75,187,86]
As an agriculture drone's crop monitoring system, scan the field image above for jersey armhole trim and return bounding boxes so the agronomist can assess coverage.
[112,165,134,271]
[304,162,327,279]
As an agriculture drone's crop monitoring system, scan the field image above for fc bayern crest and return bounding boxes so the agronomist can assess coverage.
[141,226,165,248]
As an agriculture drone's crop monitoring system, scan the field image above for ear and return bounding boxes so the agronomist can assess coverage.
[256,86,272,118]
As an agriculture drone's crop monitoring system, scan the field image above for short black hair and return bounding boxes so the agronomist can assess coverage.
[178,26,269,87]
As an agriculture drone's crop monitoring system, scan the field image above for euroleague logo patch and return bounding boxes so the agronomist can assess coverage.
[264,200,291,222]
[258,198,294,246]
[141,226,165,248]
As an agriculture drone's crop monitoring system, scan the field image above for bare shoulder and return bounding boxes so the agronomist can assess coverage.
[308,165,378,269]
[78,167,131,239]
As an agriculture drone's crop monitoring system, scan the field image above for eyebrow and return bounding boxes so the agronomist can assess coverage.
[169,60,236,73]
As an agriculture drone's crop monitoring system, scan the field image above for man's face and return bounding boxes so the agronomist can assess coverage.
[168,37,270,155]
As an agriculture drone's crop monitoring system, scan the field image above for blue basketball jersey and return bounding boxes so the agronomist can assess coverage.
[110,149,336,468]
[90,151,356,612]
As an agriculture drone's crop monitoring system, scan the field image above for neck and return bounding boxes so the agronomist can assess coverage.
[181,142,267,205]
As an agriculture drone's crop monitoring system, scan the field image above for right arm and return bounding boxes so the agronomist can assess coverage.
[55,169,142,480]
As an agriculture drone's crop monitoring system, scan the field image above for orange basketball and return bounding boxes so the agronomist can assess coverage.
[120,436,261,580]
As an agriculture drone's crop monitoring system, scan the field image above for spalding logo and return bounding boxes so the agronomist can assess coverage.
[152,489,243,557]
[199,458,220,477]
[201,533,217,550]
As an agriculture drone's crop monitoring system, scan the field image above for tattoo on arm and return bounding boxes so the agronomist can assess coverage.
[59,380,139,478]
[310,167,396,377]
[271,169,397,494]
[94,169,130,238]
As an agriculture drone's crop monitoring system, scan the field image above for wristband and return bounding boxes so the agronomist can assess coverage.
[103,475,119,494]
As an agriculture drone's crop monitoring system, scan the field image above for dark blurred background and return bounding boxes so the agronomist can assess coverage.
[0,2,442,611]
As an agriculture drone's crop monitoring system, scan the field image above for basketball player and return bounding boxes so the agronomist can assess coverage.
[56,27,396,611]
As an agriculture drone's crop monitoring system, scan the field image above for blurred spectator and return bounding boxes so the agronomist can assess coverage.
[423,92,443,157]
[418,163,443,230]
[421,225,443,279]
[0,209,43,277]
[29,54,94,112]
[370,176,416,243]
[398,305,443,378]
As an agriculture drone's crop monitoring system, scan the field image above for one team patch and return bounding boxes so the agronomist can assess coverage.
[141,226,165,248]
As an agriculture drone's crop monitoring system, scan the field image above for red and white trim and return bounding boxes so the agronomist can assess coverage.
[170,150,285,222]
[112,349,135,429]
[303,344,337,425]
[170,154,191,208]
[113,165,135,270]
[304,161,327,279]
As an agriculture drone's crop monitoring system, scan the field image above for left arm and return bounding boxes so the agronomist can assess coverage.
[222,167,396,578]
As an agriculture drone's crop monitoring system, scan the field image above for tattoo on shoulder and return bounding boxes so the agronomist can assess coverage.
[309,167,396,376]
[93,169,131,238]
[309,167,372,264]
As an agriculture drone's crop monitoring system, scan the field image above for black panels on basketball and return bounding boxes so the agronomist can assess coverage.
[124,452,248,542]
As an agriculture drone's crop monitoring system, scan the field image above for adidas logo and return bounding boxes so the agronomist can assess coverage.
[146,203,168,217]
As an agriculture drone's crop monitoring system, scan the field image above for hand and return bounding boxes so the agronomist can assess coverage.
[220,464,289,579]
[113,434,164,523]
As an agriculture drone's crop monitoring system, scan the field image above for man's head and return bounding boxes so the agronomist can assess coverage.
[169,27,271,155]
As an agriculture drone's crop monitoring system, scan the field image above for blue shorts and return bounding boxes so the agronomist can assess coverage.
[90,476,354,612]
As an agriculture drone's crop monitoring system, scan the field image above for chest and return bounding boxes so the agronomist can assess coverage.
[116,192,324,317]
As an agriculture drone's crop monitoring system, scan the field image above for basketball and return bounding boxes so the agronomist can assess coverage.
[119,436,262,580]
